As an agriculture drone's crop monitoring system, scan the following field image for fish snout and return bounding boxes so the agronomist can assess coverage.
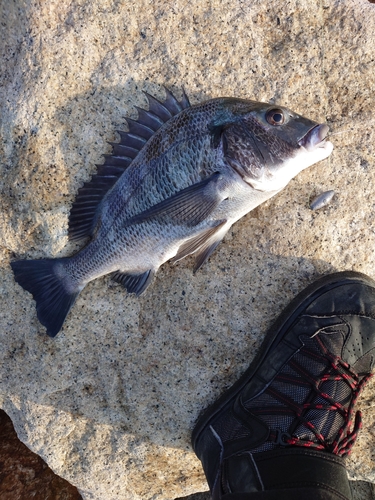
[298,124,329,152]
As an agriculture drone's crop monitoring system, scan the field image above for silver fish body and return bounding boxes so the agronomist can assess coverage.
[310,190,335,210]
[11,90,333,336]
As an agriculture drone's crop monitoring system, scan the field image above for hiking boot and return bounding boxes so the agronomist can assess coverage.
[192,271,375,500]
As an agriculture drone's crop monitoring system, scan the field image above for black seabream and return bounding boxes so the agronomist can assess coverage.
[11,89,333,336]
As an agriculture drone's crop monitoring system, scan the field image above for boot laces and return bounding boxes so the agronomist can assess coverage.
[253,335,372,457]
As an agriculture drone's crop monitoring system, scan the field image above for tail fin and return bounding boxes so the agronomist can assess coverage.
[10,258,79,337]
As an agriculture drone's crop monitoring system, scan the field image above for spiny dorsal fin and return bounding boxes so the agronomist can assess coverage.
[68,88,191,241]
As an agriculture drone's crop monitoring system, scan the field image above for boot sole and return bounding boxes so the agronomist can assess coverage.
[191,270,375,452]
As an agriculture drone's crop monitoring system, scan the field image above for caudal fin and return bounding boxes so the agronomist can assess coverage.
[11,258,79,337]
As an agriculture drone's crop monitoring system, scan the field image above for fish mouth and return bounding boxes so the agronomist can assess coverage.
[298,124,329,152]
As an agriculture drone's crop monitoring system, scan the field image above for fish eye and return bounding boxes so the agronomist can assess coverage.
[266,108,285,126]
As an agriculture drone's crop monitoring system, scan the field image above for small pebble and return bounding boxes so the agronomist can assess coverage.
[310,190,335,210]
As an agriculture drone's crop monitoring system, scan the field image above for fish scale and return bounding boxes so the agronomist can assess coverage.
[11,88,333,336]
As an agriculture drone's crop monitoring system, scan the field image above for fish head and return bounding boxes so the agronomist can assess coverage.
[214,99,333,192]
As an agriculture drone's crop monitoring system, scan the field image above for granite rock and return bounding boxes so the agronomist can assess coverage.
[0,409,83,500]
[1,0,375,498]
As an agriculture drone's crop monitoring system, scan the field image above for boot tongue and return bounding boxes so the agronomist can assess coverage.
[340,315,375,370]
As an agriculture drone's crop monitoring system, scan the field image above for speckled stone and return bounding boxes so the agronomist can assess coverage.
[1,0,375,499]
[0,410,82,499]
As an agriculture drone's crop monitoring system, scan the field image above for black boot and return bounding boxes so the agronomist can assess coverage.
[192,271,375,500]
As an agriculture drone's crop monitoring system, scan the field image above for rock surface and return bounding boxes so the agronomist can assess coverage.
[0,410,82,500]
[1,0,375,498]
[0,404,372,500]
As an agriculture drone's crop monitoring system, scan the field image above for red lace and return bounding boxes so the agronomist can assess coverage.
[256,336,373,457]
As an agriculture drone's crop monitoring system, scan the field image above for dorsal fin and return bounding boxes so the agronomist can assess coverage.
[68,88,191,241]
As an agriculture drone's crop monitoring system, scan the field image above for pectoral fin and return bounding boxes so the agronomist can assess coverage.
[125,173,230,228]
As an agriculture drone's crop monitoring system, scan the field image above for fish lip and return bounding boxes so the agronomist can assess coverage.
[298,124,329,152]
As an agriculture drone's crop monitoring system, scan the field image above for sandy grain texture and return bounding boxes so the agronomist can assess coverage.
[1,0,375,498]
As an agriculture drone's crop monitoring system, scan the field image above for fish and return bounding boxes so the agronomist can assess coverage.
[310,190,335,210]
[11,88,333,337]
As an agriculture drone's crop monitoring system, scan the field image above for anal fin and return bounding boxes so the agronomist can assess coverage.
[171,220,228,271]
[112,269,155,295]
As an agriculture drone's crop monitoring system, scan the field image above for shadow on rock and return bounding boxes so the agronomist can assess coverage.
[4,81,345,457]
